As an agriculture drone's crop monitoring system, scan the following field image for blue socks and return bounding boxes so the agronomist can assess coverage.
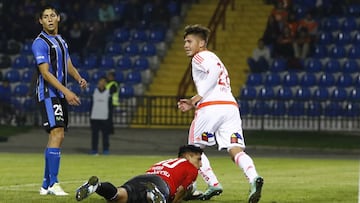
[42,148,61,188]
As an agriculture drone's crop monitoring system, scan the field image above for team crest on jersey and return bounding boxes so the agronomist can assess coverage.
[201,132,215,143]
[230,133,243,144]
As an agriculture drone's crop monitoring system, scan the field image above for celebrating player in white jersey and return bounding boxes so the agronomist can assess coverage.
[178,24,264,203]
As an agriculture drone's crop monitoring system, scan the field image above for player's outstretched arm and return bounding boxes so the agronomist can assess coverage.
[172,185,187,203]
[177,95,203,112]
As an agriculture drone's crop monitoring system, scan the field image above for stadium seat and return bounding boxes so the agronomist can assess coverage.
[347,45,360,59]
[352,31,360,45]
[22,69,34,83]
[113,28,130,43]
[324,102,343,117]
[140,43,157,56]
[347,4,360,15]
[240,86,257,100]
[246,73,263,86]
[12,55,29,69]
[4,69,21,82]
[83,55,98,69]
[238,100,250,116]
[276,86,293,100]
[264,72,281,86]
[125,71,142,84]
[299,73,317,87]
[123,42,139,56]
[67,83,82,95]
[288,101,305,116]
[336,74,353,87]
[283,72,299,86]
[13,83,29,96]
[78,70,90,82]
[324,59,341,73]
[21,41,33,55]
[105,42,122,56]
[341,16,357,32]
[331,87,348,101]
[334,31,351,45]
[343,102,360,117]
[342,59,358,73]
[354,74,360,86]
[321,17,339,31]
[251,101,269,116]
[133,57,150,71]
[149,29,166,43]
[23,97,36,111]
[258,86,275,100]
[305,58,322,72]
[270,101,287,116]
[70,53,82,67]
[167,1,180,16]
[313,87,330,101]
[130,29,148,42]
[318,73,335,87]
[328,45,346,59]
[99,55,115,70]
[119,84,135,98]
[349,88,360,101]
[269,58,286,72]
[91,70,106,82]
[312,45,327,59]
[317,31,332,45]
[114,1,126,18]
[294,87,312,100]
[307,101,322,117]
[116,56,132,71]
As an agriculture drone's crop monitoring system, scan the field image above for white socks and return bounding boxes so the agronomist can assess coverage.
[234,151,259,183]
[199,153,221,187]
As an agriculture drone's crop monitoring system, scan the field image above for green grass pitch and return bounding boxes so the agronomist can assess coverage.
[0,153,358,203]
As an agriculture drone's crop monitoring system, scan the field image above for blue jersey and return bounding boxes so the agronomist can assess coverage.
[32,31,70,101]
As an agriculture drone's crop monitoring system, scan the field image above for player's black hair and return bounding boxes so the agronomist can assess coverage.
[178,145,203,158]
[38,5,59,19]
[183,24,211,44]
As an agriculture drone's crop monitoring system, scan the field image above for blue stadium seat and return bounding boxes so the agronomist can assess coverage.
[115,72,124,83]
[299,73,317,87]
[131,29,148,42]
[167,1,180,16]
[324,59,341,73]
[4,70,21,82]
[251,101,269,116]
[312,45,327,58]
[123,42,139,56]
[318,73,335,87]
[317,31,332,45]
[305,58,322,72]
[334,31,351,45]
[99,55,115,69]
[276,87,293,100]
[105,42,122,56]
[283,72,299,86]
[78,70,90,82]
[354,74,360,86]
[321,17,339,31]
[68,83,82,95]
[341,16,357,32]
[238,100,250,116]
[116,56,132,71]
[114,1,126,18]
[91,70,106,82]
[21,41,33,55]
[258,86,275,100]
[347,4,360,16]
[140,43,157,56]
[324,102,343,117]
[22,69,34,83]
[342,59,358,73]
[125,71,142,84]
[347,45,360,59]
[113,28,130,43]
[240,86,257,100]
[331,87,348,101]
[349,88,360,101]
[119,84,135,98]
[269,58,286,72]
[307,101,322,117]
[352,31,360,45]
[336,74,353,87]
[23,97,36,111]
[83,55,98,69]
[133,57,150,71]
[70,53,81,67]
[270,101,287,116]
[246,73,263,86]
[149,29,166,43]
[13,83,29,96]
[343,102,360,117]
[313,87,329,101]
[328,45,346,58]
[288,101,305,116]
[294,87,312,100]
[264,72,281,86]
[12,55,29,69]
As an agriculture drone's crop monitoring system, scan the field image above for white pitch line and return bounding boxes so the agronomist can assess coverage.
[0,180,83,191]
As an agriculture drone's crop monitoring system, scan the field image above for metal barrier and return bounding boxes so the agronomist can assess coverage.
[22,96,360,131]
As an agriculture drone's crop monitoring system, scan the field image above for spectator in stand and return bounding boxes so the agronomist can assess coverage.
[271,1,288,24]
[123,0,143,27]
[84,21,106,57]
[149,0,170,27]
[297,12,318,42]
[287,12,299,38]
[0,80,13,124]
[98,2,116,30]
[262,14,282,46]
[68,22,84,54]
[84,0,99,24]
[247,38,272,73]
[274,26,294,59]
[293,27,311,59]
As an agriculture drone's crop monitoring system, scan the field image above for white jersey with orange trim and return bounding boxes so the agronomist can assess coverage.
[189,50,245,150]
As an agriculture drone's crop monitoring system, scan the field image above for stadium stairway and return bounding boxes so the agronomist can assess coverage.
[146,0,272,97]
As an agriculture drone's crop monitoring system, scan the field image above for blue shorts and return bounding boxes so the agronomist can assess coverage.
[39,97,68,133]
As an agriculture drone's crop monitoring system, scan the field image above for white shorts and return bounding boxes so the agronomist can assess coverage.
[188,102,245,150]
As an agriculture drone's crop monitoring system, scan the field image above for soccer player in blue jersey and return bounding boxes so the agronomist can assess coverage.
[32,5,87,196]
